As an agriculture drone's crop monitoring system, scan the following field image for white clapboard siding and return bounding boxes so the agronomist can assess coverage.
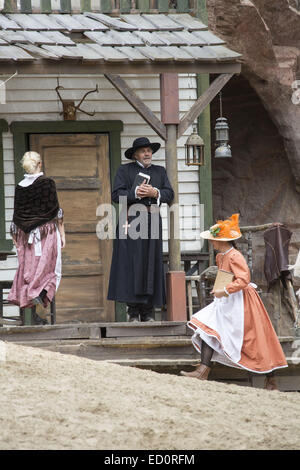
[1,87,193,100]
[3,74,197,92]
[0,73,201,289]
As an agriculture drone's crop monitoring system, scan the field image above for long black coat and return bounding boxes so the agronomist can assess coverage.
[107,161,174,306]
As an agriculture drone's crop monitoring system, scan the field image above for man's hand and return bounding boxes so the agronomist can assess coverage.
[136,181,158,199]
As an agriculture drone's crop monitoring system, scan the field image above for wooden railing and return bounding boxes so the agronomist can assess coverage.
[3,0,196,13]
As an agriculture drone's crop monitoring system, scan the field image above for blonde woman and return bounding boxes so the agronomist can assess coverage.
[8,152,65,324]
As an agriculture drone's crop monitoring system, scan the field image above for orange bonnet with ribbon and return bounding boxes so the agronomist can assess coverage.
[200,213,242,241]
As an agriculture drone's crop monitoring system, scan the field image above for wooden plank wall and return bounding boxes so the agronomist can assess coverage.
[0,73,202,314]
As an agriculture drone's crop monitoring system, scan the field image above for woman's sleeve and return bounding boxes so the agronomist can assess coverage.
[225,252,250,294]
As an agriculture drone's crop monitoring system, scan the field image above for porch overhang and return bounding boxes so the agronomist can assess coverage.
[0,12,242,75]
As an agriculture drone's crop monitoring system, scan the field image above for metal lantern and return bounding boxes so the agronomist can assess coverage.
[185,124,205,166]
[214,93,232,158]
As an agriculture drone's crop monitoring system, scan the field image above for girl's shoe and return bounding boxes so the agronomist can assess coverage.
[180,364,211,380]
[264,376,278,391]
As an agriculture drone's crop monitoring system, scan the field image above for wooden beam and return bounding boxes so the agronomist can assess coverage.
[165,124,181,270]
[104,73,167,141]
[178,73,234,138]
[0,61,241,76]
[160,73,180,124]
[159,74,181,274]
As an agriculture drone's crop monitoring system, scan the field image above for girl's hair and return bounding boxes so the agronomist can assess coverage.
[230,240,238,249]
[21,151,41,174]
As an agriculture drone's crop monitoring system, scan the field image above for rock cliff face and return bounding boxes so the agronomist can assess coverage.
[204,0,300,284]
[206,0,300,190]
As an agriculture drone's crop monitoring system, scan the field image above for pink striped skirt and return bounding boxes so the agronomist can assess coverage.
[8,221,61,308]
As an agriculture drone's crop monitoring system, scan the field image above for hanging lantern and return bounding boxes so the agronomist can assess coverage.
[214,92,232,158]
[185,124,205,166]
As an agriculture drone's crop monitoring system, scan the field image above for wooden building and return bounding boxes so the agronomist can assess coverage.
[0,2,241,324]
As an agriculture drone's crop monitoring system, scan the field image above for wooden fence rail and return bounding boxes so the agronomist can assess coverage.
[3,0,196,13]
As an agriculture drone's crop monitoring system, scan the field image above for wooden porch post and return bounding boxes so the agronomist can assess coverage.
[160,73,187,321]
[165,123,180,271]
[197,0,213,252]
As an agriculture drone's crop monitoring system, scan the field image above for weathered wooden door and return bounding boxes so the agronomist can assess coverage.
[30,133,114,323]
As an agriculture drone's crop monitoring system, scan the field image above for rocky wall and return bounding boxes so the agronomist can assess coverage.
[204,0,300,289]
[210,74,299,287]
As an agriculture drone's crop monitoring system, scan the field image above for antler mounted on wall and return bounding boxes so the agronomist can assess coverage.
[55,84,99,120]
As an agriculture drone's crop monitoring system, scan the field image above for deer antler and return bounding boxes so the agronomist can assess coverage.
[75,85,99,116]
[55,85,65,104]
[55,84,99,119]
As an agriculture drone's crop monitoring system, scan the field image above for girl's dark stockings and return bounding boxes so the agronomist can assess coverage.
[201,340,214,367]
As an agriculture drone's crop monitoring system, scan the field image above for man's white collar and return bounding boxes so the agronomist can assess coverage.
[136,161,151,169]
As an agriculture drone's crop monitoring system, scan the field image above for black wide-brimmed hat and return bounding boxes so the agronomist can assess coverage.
[125,137,161,160]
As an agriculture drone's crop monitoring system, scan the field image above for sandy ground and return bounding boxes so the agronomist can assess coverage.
[0,341,299,450]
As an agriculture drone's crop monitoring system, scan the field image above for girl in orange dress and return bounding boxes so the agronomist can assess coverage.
[181,214,288,390]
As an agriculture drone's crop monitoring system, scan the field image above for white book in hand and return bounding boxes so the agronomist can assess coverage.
[132,172,150,190]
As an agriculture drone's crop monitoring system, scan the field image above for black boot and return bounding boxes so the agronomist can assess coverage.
[140,304,155,322]
[32,289,48,308]
[32,309,48,325]
[127,304,140,322]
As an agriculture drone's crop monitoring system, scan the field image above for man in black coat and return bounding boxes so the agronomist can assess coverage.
[107,137,174,322]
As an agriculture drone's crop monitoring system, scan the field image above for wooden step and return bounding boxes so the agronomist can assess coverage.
[12,335,198,362]
[0,321,191,342]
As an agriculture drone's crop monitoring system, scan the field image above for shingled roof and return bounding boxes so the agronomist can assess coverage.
[0,12,241,67]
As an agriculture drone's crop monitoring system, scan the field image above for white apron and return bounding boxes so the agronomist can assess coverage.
[188,288,253,369]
